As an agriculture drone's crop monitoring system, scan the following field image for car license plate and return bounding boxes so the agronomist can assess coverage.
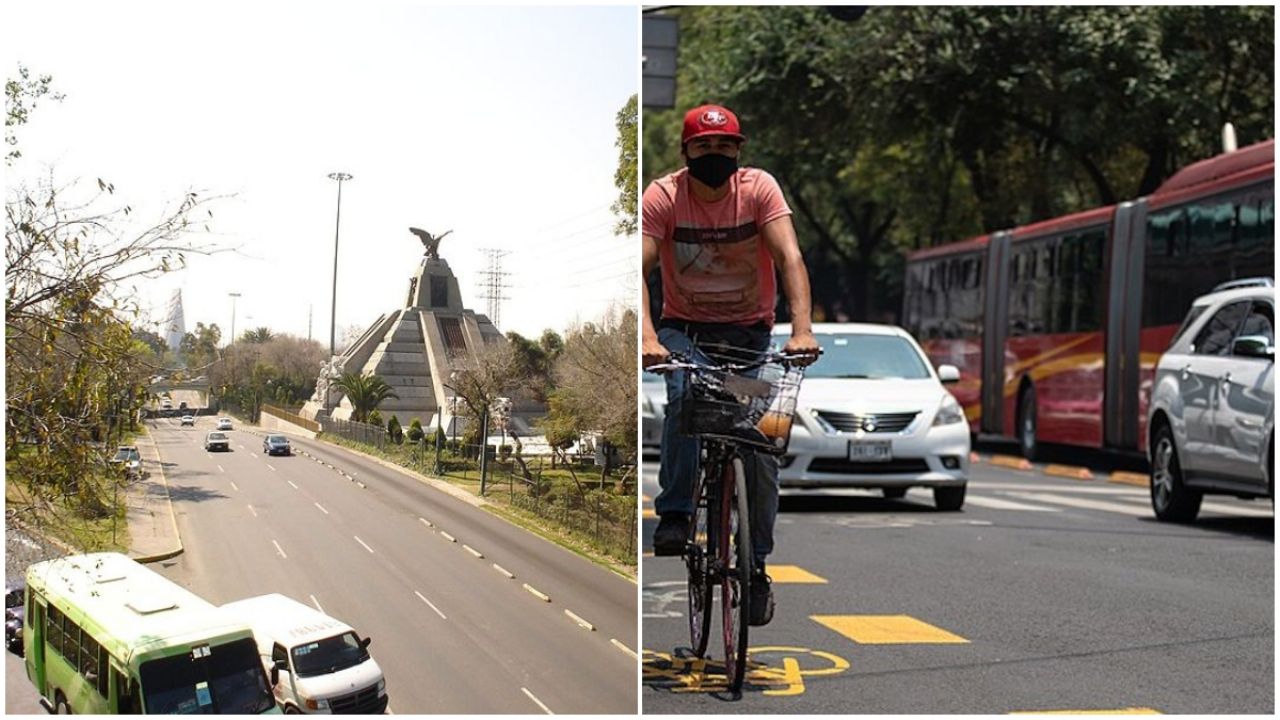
[848,441,892,462]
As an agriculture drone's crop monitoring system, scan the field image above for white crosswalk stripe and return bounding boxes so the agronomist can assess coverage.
[963,495,1062,512]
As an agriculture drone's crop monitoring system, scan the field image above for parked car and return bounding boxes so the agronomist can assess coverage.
[5,581,24,656]
[205,431,231,452]
[109,446,143,480]
[771,323,970,511]
[179,401,188,410]
[263,435,292,456]
[217,417,234,431]
[181,415,196,427]
[641,371,666,453]
[1147,278,1274,522]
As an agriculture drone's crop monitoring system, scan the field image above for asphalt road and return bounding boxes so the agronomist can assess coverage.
[150,417,637,714]
[641,451,1274,713]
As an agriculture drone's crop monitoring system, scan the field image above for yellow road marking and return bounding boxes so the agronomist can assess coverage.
[767,565,829,584]
[643,646,850,697]
[989,454,1034,471]
[1011,709,1161,715]
[1044,464,1094,481]
[1109,471,1148,487]
[812,614,969,644]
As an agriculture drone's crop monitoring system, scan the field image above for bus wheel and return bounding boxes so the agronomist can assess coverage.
[55,692,71,714]
[1018,385,1041,461]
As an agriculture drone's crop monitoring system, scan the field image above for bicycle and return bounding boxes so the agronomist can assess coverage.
[649,346,814,693]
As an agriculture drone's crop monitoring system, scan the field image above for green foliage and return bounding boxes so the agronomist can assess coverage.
[407,417,424,443]
[367,410,384,429]
[612,94,638,236]
[387,415,403,445]
[331,373,398,423]
[646,5,1274,321]
[6,64,64,165]
[241,327,274,344]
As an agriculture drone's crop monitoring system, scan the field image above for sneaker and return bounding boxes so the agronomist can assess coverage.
[652,514,690,556]
[749,570,774,626]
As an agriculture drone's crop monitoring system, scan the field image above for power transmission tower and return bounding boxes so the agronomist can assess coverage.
[475,248,511,329]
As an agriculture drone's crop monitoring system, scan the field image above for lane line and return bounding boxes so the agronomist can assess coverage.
[492,563,515,579]
[609,638,637,659]
[964,495,1062,512]
[463,544,484,558]
[230,481,240,492]
[440,531,456,543]
[419,517,434,528]
[354,536,375,553]
[414,591,447,619]
[217,465,225,473]
[272,540,288,559]
[247,504,258,518]
[266,464,276,472]
[521,688,553,715]
[287,480,299,490]
[314,502,329,515]
[310,595,324,613]
[523,584,551,602]
[563,609,595,631]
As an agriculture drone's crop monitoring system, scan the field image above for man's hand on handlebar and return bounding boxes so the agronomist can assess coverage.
[783,330,821,366]
[642,335,672,368]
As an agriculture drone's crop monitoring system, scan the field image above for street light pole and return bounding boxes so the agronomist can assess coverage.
[327,172,353,358]
[228,292,241,346]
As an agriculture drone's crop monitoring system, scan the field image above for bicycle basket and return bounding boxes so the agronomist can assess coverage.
[679,354,805,455]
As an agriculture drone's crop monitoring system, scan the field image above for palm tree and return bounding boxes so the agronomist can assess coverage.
[332,372,398,423]
[242,327,274,344]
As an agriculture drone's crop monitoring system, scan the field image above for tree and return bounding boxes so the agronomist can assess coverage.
[242,327,274,344]
[181,322,222,370]
[407,417,425,444]
[611,94,638,236]
[387,415,403,445]
[331,373,398,424]
[6,63,63,165]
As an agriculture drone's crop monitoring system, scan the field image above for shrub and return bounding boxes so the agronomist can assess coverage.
[387,415,404,445]
[367,410,384,428]
[407,418,425,443]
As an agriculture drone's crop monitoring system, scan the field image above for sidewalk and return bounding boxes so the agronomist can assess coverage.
[127,425,183,562]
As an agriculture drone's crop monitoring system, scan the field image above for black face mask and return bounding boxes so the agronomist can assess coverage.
[686,153,738,189]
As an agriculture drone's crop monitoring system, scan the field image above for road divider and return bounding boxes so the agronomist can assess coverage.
[523,583,551,602]
[988,454,1034,471]
[610,638,637,659]
[1044,464,1094,481]
[563,609,595,631]
[1109,471,1148,487]
[419,517,434,528]
[440,531,457,543]
[492,563,515,579]
[463,544,484,558]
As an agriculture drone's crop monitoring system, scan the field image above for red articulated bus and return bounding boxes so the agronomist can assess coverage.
[903,140,1274,459]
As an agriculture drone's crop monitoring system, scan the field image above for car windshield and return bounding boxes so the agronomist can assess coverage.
[290,632,368,678]
[268,436,287,444]
[208,433,227,441]
[777,333,932,380]
[113,448,140,462]
[140,638,274,714]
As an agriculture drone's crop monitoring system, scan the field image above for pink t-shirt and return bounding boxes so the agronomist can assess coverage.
[642,167,792,326]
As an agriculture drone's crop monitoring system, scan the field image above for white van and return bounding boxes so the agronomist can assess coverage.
[222,594,388,714]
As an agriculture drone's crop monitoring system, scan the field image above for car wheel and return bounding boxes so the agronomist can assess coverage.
[933,485,965,511]
[1150,424,1201,523]
[55,691,71,714]
[882,487,908,500]
[1018,385,1042,461]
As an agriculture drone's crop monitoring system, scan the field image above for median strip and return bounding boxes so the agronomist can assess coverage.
[492,563,515,579]
[440,531,457,543]
[609,638,637,659]
[463,544,484,558]
[1109,471,1148,487]
[1044,464,1094,481]
[523,583,551,602]
[419,517,434,528]
[563,609,595,631]
[989,454,1034,471]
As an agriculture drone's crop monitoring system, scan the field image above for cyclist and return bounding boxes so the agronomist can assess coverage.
[641,103,818,626]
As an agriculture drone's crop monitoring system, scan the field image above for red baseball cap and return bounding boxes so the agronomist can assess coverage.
[682,104,746,145]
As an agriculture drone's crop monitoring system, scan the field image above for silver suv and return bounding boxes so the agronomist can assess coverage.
[1147,278,1274,522]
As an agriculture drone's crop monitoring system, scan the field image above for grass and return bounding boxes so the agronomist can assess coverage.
[318,434,637,575]
[5,469,131,554]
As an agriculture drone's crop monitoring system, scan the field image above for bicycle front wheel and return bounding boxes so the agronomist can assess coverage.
[721,455,752,692]
[686,463,713,657]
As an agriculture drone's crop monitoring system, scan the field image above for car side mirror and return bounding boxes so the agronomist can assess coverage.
[937,365,961,384]
[1232,335,1274,360]
[271,659,287,685]
[360,637,372,650]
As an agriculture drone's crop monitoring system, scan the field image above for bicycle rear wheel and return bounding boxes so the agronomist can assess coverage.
[721,456,752,692]
[686,463,713,657]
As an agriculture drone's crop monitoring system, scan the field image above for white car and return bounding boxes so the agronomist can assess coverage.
[641,371,666,453]
[216,417,233,431]
[1147,278,1274,522]
[773,322,970,510]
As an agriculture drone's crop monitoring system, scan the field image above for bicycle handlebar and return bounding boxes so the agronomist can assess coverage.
[647,348,822,375]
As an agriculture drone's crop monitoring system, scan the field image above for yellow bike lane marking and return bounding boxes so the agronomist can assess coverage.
[643,646,850,697]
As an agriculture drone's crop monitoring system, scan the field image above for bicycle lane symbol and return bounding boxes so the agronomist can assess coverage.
[643,646,850,697]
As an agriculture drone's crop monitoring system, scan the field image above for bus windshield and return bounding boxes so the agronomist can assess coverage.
[291,632,368,678]
[782,333,932,380]
[140,638,274,714]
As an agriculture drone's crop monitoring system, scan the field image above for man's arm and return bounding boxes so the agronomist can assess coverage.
[641,234,670,367]
[761,215,820,362]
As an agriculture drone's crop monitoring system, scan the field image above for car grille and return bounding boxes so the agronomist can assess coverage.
[806,458,930,475]
[814,410,919,434]
[328,685,385,714]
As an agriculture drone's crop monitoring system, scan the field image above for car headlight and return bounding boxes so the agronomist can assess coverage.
[642,396,653,413]
[376,678,386,695]
[932,394,965,426]
[303,695,330,710]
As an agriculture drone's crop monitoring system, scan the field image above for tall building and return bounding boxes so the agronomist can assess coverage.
[164,289,185,352]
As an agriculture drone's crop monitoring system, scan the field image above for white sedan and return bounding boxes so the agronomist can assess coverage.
[216,417,233,431]
[773,322,970,510]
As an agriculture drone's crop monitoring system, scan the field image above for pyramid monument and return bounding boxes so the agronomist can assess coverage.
[300,228,530,435]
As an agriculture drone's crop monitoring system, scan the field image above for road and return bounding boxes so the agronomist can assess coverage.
[640,451,1273,714]
[151,417,637,714]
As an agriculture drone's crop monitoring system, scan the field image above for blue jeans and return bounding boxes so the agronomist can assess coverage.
[655,324,780,564]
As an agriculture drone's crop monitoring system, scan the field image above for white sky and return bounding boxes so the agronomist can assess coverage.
[6,2,638,348]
